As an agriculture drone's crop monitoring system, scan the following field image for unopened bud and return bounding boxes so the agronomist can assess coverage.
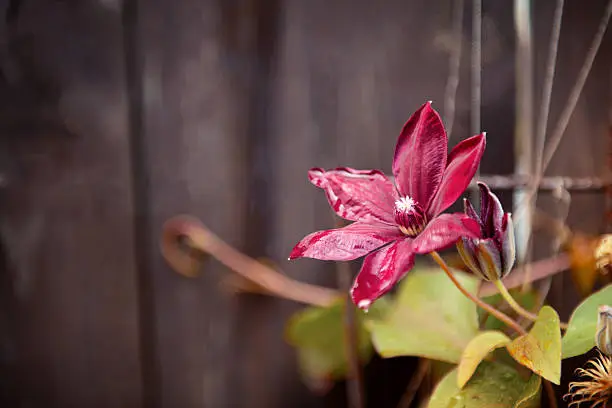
[596,305,612,356]
[457,238,504,281]
[458,183,515,281]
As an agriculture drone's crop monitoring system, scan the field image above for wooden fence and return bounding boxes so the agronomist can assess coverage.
[0,1,610,407]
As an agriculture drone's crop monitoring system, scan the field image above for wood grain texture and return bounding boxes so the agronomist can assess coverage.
[0,1,608,407]
[0,2,142,407]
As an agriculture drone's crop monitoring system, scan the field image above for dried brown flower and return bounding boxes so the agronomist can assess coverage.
[566,352,612,408]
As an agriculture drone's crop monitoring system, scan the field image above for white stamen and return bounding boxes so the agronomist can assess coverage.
[395,196,415,213]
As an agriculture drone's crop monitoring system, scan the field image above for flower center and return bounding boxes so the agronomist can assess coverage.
[394,196,427,236]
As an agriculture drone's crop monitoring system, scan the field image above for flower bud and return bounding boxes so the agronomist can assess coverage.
[457,183,515,281]
[457,238,503,281]
[596,305,612,356]
[595,234,612,274]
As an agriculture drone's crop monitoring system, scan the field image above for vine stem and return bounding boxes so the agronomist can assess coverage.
[492,279,569,330]
[493,279,539,321]
[334,216,365,408]
[544,380,559,408]
[161,215,340,306]
[396,358,431,408]
[430,251,527,335]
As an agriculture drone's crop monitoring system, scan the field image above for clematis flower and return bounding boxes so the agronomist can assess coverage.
[456,182,516,281]
[289,102,486,310]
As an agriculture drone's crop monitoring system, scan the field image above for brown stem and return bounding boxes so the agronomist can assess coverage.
[161,215,341,307]
[430,252,527,335]
[396,358,431,408]
[333,216,365,408]
[479,253,570,297]
[342,296,365,408]
[544,380,558,408]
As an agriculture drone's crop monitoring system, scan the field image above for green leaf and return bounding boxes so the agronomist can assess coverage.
[285,298,372,383]
[366,269,480,363]
[428,362,541,408]
[514,374,542,408]
[428,368,460,408]
[457,331,511,388]
[562,284,612,358]
[480,290,538,331]
[506,306,562,384]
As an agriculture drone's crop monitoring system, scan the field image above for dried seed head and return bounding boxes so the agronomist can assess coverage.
[595,234,612,274]
[565,352,612,408]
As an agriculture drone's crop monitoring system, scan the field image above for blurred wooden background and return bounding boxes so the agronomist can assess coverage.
[0,0,609,407]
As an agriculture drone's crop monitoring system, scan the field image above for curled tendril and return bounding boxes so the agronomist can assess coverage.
[161,215,341,306]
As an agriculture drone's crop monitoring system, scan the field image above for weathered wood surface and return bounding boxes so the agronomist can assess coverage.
[0,0,608,407]
[0,2,142,407]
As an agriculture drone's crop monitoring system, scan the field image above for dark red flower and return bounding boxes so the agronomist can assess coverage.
[289,102,486,309]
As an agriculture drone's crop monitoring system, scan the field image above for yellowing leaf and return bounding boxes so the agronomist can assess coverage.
[285,298,372,387]
[514,374,542,408]
[507,306,562,384]
[562,284,612,358]
[428,368,460,408]
[428,362,541,408]
[367,268,479,363]
[457,331,511,388]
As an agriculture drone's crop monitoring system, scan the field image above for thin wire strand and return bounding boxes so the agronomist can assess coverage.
[524,0,564,291]
[515,0,612,222]
[534,0,564,179]
[513,0,535,281]
[443,0,465,136]
[541,0,612,173]
[471,0,482,138]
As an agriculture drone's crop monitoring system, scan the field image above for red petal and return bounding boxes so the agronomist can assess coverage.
[350,239,415,310]
[463,197,482,229]
[479,182,504,236]
[308,167,397,224]
[392,102,447,205]
[289,221,402,261]
[427,133,486,216]
[412,213,481,254]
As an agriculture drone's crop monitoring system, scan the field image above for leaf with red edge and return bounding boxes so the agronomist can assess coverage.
[308,167,397,224]
[427,133,486,216]
[392,101,447,205]
[289,221,402,261]
[507,306,562,384]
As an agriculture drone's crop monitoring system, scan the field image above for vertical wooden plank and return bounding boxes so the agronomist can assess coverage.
[139,1,246,406]
[271,1,476,406]
[0,2,142,407]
